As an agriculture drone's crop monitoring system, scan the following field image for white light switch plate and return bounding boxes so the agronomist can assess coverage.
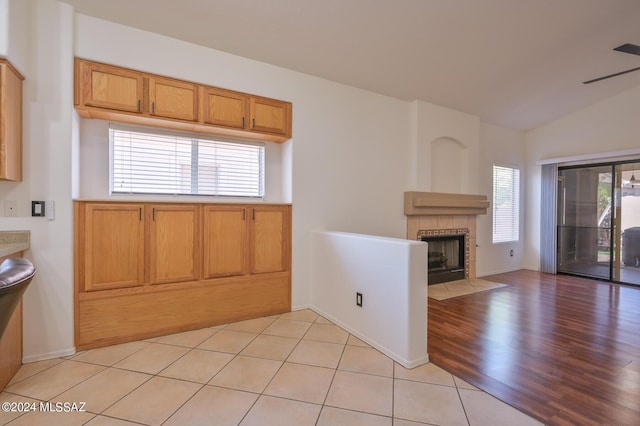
[46,200,55,220]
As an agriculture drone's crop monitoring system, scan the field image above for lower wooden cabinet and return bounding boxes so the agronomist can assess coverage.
[74,201,291,350]
[203,205,247,279]
[149,204,200,285]
[0,251,24,390]
[82,203,145,292]
[250,205,289,274]
[202,205,291,278]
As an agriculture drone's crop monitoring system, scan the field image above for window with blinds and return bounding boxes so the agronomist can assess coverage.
[492,165,520,243]
[110,127,265,198]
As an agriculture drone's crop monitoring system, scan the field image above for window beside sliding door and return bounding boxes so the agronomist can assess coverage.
[557,161,640,286]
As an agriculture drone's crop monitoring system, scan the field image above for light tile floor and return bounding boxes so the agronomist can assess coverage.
[428,278,508,301]
[0,309,542,425]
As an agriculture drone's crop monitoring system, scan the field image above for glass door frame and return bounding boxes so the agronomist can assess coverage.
[557,159,640,286]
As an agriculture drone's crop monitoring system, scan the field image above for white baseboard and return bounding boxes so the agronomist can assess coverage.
[308,305,429,369]
[23,347,76,363]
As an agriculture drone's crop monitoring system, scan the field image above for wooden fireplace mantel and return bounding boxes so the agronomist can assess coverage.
[404,192,489,216]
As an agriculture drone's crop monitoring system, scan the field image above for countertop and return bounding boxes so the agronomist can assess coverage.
[0,231,30,257]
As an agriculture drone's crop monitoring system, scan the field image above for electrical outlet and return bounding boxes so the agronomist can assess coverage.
[4,200,17,217]
[356,292,363,307]
[510,249,514,257]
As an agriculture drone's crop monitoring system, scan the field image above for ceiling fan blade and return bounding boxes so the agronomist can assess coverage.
[614,43,640,56]
[583,43,640,84]
[583,66,640,84]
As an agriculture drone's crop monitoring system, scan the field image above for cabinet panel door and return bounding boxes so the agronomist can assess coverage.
[249,97,291,136]
[203,205,246,278]
[149,77,199,121]
[149,205,200,284]
[0,60,23,181]
[249,206,290,274]
[203,87,248,129]
[82,62,143,113]
[84,204,144,291]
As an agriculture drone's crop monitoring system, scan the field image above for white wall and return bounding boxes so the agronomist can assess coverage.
[411,100,481,195]
[0,0,29,73]
[0,0,6,56]
[409,101,526,277]
[311,231,428,368]
[524,85,640,271]
[477,123,526,276]
[0,2,537,361]
[74,14,413,312]
[6,0,28,74]
[0,0,76,360]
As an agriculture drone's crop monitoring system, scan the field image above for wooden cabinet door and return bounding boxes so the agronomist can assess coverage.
[203,205,247,278]
[84,204,144,291]
[149,77,199,121]
[249,97,291,136]
[203,87,248,129]
[248,206,290,274]
[82,61,143,113]
[0,59,23,182]
[149,205,200,284]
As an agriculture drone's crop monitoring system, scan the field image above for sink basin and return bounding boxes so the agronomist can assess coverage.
[0,258,35,338]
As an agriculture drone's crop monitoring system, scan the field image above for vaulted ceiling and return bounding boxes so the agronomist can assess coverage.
[60,0,640,130]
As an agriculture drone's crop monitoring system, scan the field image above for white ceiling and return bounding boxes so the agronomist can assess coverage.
[59,0,640,130]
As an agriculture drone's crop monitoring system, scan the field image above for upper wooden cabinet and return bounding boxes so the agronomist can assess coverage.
[250,97,291,136]
[203,87,248,130]
[75,58,292,142]
[0,59,24,182]
[80,61,143,113]
[149,77,198,122]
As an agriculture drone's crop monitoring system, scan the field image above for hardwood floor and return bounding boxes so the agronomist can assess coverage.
[428,270,640,426]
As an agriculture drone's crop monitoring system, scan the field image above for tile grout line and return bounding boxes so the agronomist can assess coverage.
[454,375,472,426]
[315,325,349,425]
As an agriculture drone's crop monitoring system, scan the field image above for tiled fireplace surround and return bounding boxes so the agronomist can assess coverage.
[404,191,490,280]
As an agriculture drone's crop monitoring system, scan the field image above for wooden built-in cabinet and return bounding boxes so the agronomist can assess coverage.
[202,205,289,279]
[74,58,292,142]
[74,201,291,350]
[149,204,200,285]
[250,205,289,274]
[250,96,290,136]
[0,59,24,181]
[0,251,24,390]
[203,87,248,130]
[83,203,145,292]
[148,76,199,122]
[203,205,247,279]
[81,60,143,113]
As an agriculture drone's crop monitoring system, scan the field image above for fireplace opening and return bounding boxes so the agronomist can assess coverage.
[418,229,469,285]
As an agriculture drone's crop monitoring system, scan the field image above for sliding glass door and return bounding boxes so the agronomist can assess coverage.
[557,161,640,286]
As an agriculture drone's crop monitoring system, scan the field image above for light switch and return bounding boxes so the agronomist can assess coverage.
[46,200,55,220]
[32,201,45,217]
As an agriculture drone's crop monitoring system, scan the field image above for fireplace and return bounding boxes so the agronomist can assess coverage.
[404,191,489,283]
[418,229,469,285]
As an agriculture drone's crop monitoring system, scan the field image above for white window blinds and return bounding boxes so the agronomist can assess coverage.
[110,127,265,198]
[492,165,520,243]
